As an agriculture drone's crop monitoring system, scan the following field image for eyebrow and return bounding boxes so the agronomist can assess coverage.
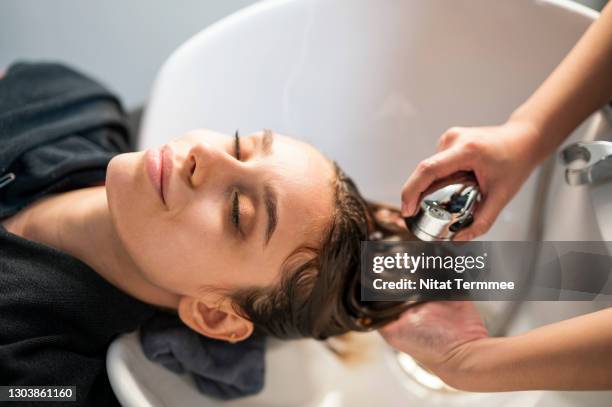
[261,129,274,156]
[258,129,277,246]
[263,183,278,246]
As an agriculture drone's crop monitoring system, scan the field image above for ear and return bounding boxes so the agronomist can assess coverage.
[177,296,254,343]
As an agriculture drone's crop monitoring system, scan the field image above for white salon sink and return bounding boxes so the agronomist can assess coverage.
[107,0,612,405]
[581,111,612,242]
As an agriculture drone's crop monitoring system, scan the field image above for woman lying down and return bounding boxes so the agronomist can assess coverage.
[0,63,409,405]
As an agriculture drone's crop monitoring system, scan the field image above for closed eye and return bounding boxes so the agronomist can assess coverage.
[231,189,241,234]
[231,131,242,235]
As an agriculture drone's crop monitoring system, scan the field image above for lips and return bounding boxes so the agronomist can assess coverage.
[160,145,173,205]
[145,145,174,206]
[145,147,164,204]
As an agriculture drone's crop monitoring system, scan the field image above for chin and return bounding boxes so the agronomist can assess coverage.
[106,152,147,237]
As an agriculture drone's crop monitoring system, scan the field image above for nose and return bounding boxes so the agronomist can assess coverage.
[187,141,243,188]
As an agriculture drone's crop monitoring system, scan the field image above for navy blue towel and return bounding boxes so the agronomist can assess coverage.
[139,312,266,400]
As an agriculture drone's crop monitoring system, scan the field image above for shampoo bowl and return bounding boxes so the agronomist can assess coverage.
[108,1,609,406]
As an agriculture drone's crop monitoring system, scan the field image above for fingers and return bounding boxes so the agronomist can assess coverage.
[436,127,462,152]
[378,304,425,347]
[453,189,508,241]
[401,147,474,217]
[419,171,478,198]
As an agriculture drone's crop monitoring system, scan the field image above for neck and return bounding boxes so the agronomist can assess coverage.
[3,186,180,309]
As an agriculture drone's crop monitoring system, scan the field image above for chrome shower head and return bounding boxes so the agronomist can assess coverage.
[405,172,481,241]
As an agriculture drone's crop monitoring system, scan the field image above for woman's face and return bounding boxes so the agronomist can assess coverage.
[106,129,335,299]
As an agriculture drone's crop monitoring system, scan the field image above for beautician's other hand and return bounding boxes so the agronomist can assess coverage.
[379,301,489,388]
[401,120,542,240]
[381,303,612,391]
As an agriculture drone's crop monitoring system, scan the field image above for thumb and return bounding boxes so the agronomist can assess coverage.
[452,189,508,241]
[401,148,475,216]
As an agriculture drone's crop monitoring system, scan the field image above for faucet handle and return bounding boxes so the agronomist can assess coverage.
[561,141,612,186]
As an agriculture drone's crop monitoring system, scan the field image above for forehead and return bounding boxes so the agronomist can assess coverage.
[267,133,336,246]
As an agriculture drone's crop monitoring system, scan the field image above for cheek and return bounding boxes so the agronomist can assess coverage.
[138,203,228,292]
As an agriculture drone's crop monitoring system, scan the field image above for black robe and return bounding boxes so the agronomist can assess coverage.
[0,62,156,406]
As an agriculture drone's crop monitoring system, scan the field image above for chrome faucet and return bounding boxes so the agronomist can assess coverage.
[561,141,612,186]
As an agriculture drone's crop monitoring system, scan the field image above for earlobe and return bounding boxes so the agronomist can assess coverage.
[177,297,253,343]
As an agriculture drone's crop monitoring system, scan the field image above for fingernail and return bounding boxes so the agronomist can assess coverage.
[401,203,410,217]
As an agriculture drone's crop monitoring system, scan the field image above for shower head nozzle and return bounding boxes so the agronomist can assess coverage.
[405,173,481,241]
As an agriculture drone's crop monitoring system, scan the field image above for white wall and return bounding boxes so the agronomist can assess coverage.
[0,0,603,109]
[0,0,258,108]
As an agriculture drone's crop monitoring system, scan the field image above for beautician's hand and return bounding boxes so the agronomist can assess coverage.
[380,304,612,392]
[401,120,541,240]
[378,301,488,387]
[402,0,612,241]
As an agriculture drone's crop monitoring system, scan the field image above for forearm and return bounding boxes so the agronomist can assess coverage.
[510,2,612,164]
[448,307,612,391]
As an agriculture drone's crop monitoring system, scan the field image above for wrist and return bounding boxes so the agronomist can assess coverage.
[436,337,507,392]
[504,112,550,168]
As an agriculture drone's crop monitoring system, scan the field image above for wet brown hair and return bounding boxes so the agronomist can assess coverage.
[229,162,412,339]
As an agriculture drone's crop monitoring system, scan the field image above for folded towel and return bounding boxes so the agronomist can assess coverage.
[139,312,266,400]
